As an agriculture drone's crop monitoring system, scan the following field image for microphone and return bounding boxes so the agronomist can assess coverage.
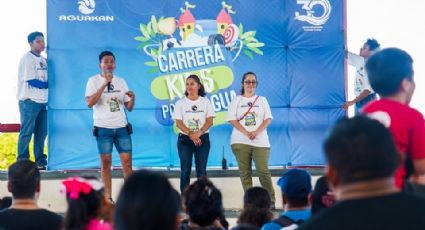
[106,70,113,92]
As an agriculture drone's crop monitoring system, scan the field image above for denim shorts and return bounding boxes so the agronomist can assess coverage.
[96,127,132,154]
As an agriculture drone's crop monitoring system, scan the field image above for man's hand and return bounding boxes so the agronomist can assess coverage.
[342,100,355,110]
[126,91,135,101]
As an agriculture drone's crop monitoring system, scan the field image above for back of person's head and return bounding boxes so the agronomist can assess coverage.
[243,186,271,209]
[182,177,224,227]
[99,50,115,63]
[114,170,181,230]
[324,116,399,185]
[0,196,12,210]
[311,176,335,214]
[366,48,414,97]
[8,160,40,199]
[238,187,273,227]
[365,38,380,52]
[27,31,44,43]
[278,168,312,207]
[62,176,105,230]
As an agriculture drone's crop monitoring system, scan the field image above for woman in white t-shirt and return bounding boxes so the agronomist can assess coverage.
[172,74,215,192]
[227,71,275,207]
[85,51,135,203]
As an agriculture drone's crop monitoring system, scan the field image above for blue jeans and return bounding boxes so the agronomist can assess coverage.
[355,93,377,114]
[17,99,47,166]
[96,127,132,154]
[177,133,210,192]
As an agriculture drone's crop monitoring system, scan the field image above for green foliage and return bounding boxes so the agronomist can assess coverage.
[239,23,265,59]
[0,133,48,170]
[134,15,163,74]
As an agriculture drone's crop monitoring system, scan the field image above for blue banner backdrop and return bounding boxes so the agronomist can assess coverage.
[47,0,346,170]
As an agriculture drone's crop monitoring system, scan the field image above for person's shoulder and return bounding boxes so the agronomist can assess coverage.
[261,221,284,230]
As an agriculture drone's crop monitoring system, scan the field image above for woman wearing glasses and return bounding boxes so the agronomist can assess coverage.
[172,74,215,192]
[227,71,275,208]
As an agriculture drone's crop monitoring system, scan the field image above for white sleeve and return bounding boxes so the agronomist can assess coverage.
[262,97,273,120]
[21,56,37,81]
[205,98,216,118]
[226,96,239,121]
[122,78,131,103]
[172,100,183,120]
[85,78,97,97]
[347,52,364,68]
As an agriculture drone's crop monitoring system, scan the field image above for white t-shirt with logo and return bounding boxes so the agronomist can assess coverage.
[227,95,273,147]
[17,52,48,103]
[172,97,216,135]
[347,52,374,97]
[85,74,130,128]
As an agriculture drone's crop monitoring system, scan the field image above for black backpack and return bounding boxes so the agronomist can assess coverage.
[272,215,304,228]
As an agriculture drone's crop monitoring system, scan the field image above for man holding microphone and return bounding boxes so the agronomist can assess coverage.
[85,51,135,203]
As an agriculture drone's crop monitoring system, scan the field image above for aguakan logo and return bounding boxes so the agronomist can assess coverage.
[58,0,114,22]
[295,0,331,31]
[78,0,95,15]
[134,1,265,128]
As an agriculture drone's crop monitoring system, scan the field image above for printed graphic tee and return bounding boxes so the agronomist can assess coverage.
[347,52,374,97]
[227,95,273,147]
[17,52,48,103]
[363,99,425,189]
[85,74,131,128]
[172,96,215,135]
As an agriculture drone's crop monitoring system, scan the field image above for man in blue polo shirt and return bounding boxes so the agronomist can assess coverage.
[262,168,312,230]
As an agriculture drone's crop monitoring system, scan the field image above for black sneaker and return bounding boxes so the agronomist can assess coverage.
[37,165,46,171]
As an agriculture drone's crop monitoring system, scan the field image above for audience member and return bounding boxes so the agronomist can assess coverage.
[363,48,425,190]
[0,160,63,230]
[62,176,113,230]
[311,176,335,215]
[114,170,181,230]
[298,116,425,230]
[261,169,312,230]
[181,177,227,230]
[236,187,273,228]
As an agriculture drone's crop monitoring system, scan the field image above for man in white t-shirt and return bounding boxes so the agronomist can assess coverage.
[343,38,380,113]
[16,31,49,170]
[85,51,135,202]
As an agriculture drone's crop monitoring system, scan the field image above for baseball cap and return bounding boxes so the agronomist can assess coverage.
[277,168,312,200]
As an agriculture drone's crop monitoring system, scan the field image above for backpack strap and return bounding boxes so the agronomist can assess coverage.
[272,215,295,227]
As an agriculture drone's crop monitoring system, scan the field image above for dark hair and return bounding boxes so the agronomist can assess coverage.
[0,196,12,210]
[27,31,44,43]
[238,187,273,228]
[243,187,271,209]
[232,223,260,230]
[64,176,104,230]
[240,72,257,95]
[8,160,40,199]
[366,48,414,97]
[311,176,334,214]
[365,38,380,51]
[114,170,181,230]
[184,74,206,97]
[324,116,399,184]
[182,177,224,227]
[99,50,115,63]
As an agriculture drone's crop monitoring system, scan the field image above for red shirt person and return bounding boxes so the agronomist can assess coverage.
[362,48,425,189]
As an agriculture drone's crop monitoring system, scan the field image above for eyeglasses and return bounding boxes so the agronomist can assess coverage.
[243,81,257,85]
